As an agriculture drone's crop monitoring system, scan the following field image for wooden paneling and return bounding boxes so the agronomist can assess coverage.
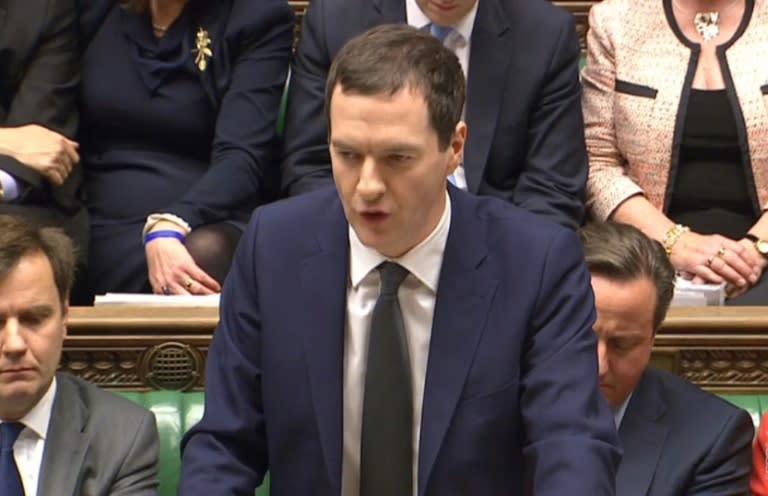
[63,307,215,391]
[63,305,768,392]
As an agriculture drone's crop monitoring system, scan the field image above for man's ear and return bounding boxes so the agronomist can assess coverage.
[447,121,467,176]
[61,297,69,338]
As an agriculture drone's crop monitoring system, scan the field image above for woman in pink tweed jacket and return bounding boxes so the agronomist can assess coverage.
[583,0,768,303]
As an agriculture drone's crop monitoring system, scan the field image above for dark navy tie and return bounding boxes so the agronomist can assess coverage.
[0,422,25,496]
[360,262,412,496]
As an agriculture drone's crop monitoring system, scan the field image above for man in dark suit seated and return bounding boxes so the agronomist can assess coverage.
[580,221,754,496]
[0,214,159,496]
[180,24,619,496]
[281,0,587,230]
[0,0,87,262]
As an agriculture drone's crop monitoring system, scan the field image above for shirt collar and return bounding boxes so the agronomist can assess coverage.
[349,192,452,292]
[613,392,632,430]
[405,0,478,43]
[0,376,57,440]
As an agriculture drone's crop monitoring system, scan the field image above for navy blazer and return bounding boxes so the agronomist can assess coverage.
[180,186,620,495]
[617,368,753,496]
[281,0,587,229]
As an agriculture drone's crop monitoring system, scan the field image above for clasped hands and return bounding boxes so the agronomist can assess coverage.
[0,124,79,185]
[671,231,766,298]
[145,221,221,296]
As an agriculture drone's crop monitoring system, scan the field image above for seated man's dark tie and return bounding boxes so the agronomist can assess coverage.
[360,262,412,496]
[0,422,26,496]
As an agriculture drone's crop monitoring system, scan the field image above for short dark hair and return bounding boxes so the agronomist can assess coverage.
[0,215,76,306]
[579,221,675,331]
[325,24,466,149]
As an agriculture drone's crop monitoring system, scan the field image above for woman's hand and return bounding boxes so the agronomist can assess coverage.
[145,235,221,295]
[720,238,768,298]
[671,232,760,291]
[0,124,79,185]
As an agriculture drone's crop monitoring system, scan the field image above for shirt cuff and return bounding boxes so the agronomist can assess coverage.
[0,169,20,202]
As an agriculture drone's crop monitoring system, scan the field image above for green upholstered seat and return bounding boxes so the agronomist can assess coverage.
[114,389,768,496]
[720,393,763,428]
[117,391,269,496]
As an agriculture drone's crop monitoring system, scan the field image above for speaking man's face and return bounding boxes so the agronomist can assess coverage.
[329,84,465,258]
[0,252,67,420]
[591,274,656,410]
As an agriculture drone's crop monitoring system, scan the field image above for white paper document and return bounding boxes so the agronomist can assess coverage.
[94,293,220,307]
[671,276,725,306]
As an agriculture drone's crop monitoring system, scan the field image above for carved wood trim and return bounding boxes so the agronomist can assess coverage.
[64,305,768,392]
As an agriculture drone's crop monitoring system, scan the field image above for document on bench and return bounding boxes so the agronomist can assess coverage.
[671,276,725,306]
[94,293,220,307]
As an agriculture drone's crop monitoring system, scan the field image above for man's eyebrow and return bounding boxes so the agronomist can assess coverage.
[380,144,420,154]
[597,329,648,337]
[330,139,356,149]
[330,140,421,153]
[23,305,55,318]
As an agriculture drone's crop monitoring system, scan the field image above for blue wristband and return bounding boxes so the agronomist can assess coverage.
[144,229,186,245]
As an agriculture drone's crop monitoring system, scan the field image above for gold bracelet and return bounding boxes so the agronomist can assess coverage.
[662,224,690,255]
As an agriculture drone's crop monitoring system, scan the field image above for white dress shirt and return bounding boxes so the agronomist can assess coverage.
[1,377,56,496]
[613,392,632,430]
[0,169,20,202]
[341,194,452,496]
[406,0,478,191]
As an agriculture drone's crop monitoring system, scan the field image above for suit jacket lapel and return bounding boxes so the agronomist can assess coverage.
[37,375,89,496]
[464,0,512,192]
[365,0,406,29]
[300,197,349,493]
[616,371,670,496]
[417,188,499,495]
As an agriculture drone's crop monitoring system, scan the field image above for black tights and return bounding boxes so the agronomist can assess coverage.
[185,223,242,284]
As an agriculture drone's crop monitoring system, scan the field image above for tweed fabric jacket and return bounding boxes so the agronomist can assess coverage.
[583,0,768,221]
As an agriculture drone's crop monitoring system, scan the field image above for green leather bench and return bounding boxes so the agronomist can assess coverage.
[117,391,269,496]
[118,390,768,496]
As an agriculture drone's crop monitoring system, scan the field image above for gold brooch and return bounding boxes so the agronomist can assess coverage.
[193,27,213,71]
[693,12,720,41]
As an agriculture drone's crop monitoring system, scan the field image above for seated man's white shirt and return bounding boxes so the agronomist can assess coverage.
[342,193,452,496]
[613,393,632,429]
[0,376,56,496]
[406,0,478,191]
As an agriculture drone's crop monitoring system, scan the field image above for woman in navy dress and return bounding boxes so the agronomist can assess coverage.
[78,0,294,295]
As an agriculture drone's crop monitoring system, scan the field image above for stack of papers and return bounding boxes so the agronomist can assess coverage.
[94,293,220,307]
[671,277,725,306]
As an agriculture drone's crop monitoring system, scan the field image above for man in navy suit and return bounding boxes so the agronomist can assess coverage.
[0,0,86,264]
[580,222,753,496]
[281,0,587,230]
[180,25,618,496]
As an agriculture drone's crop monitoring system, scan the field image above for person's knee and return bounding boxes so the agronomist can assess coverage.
[185,224,241,284]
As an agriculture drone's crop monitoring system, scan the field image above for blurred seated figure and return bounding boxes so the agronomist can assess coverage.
[77,0,294,296]
[0,0,86,266]
[281,0,588,230]
[580,221,754,495]
[583,0,768,304]
[753,411,768,495]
